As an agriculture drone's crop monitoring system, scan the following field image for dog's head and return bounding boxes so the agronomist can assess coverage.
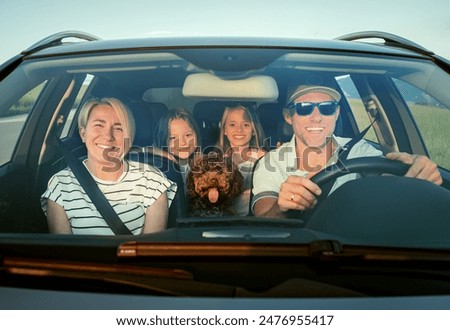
[187,152,244,205]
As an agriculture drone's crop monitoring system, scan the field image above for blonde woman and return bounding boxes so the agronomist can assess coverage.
[42,98,176,235]
[217,105,267,215]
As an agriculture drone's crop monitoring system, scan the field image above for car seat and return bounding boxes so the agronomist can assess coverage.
[257,103,292,148]
[127,101,187,226]
[192,101,227,149]
[128,101,168,148]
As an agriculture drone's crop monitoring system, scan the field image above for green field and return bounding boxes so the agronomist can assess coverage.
[349,99,450,170]
[409,103,450,170]
[6,83,44,116]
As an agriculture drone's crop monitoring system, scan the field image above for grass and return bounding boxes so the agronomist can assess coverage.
[348,98,450,169]
[6,83,44,116]
[409,103,450,169]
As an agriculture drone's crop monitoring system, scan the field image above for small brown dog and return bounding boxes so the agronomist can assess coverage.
[187,152,244,217]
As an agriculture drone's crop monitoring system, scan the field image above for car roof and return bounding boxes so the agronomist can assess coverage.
[21,31,432,60]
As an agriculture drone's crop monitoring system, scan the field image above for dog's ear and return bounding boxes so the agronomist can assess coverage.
[229,169,244,197]
[186,170,197,197]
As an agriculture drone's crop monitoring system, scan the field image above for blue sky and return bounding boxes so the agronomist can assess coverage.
[1,0,450,64]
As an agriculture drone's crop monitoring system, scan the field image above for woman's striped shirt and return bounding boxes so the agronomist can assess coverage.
[41,160,177,235]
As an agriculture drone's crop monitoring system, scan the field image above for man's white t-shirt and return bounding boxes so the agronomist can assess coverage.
[251,135,382,212]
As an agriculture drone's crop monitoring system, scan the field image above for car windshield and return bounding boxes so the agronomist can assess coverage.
[3,33,450,311]
[1,39,450,251]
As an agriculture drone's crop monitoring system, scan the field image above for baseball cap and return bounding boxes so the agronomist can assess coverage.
[287,85,341,105]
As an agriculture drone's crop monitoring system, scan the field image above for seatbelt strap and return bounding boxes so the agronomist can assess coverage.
[56,138,132,235]
[337,113,379,161]
[318,114,380,199]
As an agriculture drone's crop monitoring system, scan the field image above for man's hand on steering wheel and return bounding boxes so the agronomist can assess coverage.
[386,152,442,185]
[277,175,322,212]
[278,153,442,216]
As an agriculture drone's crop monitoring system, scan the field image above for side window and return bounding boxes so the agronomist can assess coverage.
[60,75,93,138]
[336,75,377,143]
[0,82,45,166]
[392,78,450,170]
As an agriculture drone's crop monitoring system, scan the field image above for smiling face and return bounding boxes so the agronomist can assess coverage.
[224,108,254,148]
[285,92,340,149]
[168,118,198,160]
[79,104,127,171]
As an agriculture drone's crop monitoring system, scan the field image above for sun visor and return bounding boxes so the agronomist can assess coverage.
[182,73,279,102]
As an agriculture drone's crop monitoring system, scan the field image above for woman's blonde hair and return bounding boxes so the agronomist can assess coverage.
[78,97,136,150]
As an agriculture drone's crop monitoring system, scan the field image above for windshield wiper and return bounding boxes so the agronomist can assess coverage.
[117,240,450,262]
[0,254,367,298]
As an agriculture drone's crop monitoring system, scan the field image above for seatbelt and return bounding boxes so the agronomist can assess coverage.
[319,113,380,199]
[56,138,132,235]
[338,114,379,160]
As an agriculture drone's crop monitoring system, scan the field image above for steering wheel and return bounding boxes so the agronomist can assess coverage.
[311,157,410,187]
[301,157,410,220]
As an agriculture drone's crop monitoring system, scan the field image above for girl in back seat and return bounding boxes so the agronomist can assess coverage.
[217,105,268,216]
[152,108,202,192]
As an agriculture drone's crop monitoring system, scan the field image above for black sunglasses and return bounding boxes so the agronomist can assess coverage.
[288,101,339,116]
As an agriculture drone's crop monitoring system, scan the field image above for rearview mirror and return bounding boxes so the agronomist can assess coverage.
[182,73,279,102]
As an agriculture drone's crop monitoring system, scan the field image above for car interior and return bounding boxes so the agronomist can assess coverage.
[0,44,449,239]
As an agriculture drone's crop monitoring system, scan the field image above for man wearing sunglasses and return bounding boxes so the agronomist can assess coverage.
[251,85,442,218]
